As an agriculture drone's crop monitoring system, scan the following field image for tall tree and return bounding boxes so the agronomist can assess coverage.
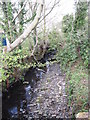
[3,0,43,52]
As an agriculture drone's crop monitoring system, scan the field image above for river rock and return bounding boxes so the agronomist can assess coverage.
[26,63,73,118]
[76,112,89,119]
[23,81,29,84]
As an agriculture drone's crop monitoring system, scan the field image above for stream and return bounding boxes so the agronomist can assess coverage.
[2,67,46,119]
[2,51,73,119]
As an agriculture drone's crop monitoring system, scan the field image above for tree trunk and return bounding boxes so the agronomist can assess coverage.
[4,0,43,53]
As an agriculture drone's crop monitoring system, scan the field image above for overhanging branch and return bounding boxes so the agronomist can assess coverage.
[4,0,43,53]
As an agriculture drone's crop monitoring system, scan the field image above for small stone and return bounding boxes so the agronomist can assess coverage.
[51,99,55,102]
[23,81,29,84]
[28,117,33,120]
[20,108,23,112]
[43,113,47,117]
[55,73,59,76]
[29,103,36,107]
[76,112,89,119]
[56,116,60,118]
[39,94,42,97]
[63,82,65,86]
[34,89,38,92]
[38,111,42,115]
[56,98,59,102]
[34,110,39,113]
[22,110,26,114]
[40,91,45,95]
[63,95,67,97]
[52,114,56,117]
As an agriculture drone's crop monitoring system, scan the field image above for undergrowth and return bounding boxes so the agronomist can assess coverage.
[48,0,88,114]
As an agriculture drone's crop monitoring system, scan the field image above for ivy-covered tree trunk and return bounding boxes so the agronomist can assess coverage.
[3,0,43,52]
[2,2,10,40]
[2,2,17,43]
[18,2,25,49]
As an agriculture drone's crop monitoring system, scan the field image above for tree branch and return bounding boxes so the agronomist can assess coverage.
[12,0,27,23]
[39,0,60,24]
[4,0,43,53]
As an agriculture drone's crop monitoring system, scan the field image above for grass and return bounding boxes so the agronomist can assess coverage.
[65,60,88,114]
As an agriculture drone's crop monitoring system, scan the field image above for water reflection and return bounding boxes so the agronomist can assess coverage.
[9,107,18,118]
[2,67,45,119]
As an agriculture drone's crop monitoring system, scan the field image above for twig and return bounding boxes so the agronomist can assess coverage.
[39,0,60,24]
[12,0,27,23]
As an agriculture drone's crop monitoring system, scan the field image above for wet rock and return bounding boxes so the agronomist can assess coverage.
[55,73,59,76]
[23,81,29,84]
[43,113,47,117]
[20,108,23,112]
[29,103,36,107]
[22,110,26,114]
[56,115,60,118]
[38,111,43,115]
[52,114,56,117]
[33,110,39,113]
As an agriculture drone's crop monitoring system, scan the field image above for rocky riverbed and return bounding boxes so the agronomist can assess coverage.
[27,63,73,119]
[2,63,73,119]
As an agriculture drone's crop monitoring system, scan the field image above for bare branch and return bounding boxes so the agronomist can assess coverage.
[39,0,60,24]
[0,21,4,26]
[12,0,27,23]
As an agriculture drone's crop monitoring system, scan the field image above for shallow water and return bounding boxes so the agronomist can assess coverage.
[2,67,46,119]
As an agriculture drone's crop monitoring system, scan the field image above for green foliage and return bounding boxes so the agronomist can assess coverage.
[66,65,88,112]
[60,1,88,69]
[19,2,26,34]
[1,2,17,42]
[56,40,78,70]
[74,1,88,31]
[62,14,73,33]
[0,46,32,87]
[0,2,38,87]
[48,28,61,50]
[47,0,88,113]
[59,1,88,113]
